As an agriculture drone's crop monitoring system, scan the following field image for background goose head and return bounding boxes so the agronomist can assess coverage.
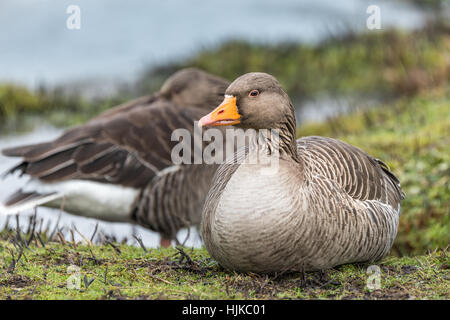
[159,68,230,110]
[198,72,298,156]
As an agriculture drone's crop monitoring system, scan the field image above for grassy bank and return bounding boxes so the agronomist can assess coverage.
[1,23,448,128]
[0,87,448,300]
[0,85,130,133]
[0,238,448,300]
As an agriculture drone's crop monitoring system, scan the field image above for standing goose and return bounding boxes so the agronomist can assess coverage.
[1,68,230,247]
[198,72,405,272]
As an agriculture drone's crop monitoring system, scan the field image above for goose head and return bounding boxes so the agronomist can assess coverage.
[199,72,299,157]
[160,68,229,110]
[198,72,295,130]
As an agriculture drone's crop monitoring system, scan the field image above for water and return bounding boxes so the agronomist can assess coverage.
[0,0,428,89]
[0,126,203,247]
[294,94,380,124]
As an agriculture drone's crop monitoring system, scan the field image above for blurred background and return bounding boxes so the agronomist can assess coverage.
[0,0,448,255]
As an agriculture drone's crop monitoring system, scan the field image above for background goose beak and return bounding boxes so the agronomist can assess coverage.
[198,96,241,127]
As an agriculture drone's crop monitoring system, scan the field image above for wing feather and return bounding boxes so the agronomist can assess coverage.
[297,136,404,211]
[2,100,207,188]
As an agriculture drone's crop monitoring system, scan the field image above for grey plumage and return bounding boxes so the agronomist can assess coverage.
[200,72,405,273]
[133,163,219,239]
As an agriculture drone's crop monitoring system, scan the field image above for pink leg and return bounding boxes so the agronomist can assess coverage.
[160,237,172,248]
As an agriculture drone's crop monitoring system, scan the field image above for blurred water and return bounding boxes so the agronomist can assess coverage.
[0,126,203,247]
[0,0,427,88]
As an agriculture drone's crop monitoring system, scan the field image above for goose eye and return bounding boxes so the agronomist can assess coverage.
[249,89,259,97]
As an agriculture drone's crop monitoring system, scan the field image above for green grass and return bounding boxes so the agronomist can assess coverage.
[298,87,450,256]
[0,238,448,300]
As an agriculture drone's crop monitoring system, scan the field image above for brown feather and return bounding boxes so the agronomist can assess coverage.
[1,68,231,241]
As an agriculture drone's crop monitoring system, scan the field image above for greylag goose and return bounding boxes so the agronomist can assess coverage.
[198,72,405,272]
[1,68,230,247]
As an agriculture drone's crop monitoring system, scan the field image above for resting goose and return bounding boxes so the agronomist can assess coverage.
[1,68,230,247]
[198,72,405,272]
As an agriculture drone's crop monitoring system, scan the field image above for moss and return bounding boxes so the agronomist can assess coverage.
[0,238,448,300]
[297,87,450,256]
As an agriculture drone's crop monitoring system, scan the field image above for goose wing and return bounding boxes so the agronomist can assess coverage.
[297,136,404,211]
[2,98,203,188]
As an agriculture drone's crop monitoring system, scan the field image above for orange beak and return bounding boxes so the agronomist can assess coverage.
[198,96,241,127]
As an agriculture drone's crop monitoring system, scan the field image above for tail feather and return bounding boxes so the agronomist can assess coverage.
[1,179,138,222]
[1,161,28,179]
[0,190,63,216]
